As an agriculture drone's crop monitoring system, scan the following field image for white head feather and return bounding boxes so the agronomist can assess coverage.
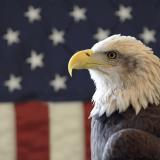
[89,34,160,117]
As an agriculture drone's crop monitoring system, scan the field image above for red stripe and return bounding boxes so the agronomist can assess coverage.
[84,102,93,160]
[15,101,49,160]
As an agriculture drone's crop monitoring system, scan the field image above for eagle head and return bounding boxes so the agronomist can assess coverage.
[68,35,160,117]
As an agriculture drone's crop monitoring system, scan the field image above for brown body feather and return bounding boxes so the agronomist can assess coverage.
[91,104,160,160]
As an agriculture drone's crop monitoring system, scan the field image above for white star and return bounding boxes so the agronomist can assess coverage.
[26,50,44,70]
[70,5,87,23]
[4,74,22,92]
[139,27,156,44]
[49,28,65,46]
[3,28,20,45]
[115,5,132,22]
[24,6,41,23]
[50,74,67,92]
[93,28,110,41]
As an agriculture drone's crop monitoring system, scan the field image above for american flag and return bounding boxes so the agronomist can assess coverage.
[0,0,159,160]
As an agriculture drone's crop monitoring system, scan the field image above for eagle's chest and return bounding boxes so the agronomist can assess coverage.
[91,112,127,160]
[90,106,160,160]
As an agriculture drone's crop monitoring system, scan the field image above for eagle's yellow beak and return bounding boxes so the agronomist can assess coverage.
[68,49,108,76]
[68,49,97,76]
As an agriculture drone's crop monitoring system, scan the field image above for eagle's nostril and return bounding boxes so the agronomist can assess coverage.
[85,53,90,57]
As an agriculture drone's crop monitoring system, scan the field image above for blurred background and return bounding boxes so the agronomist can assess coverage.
[0,0,160,160]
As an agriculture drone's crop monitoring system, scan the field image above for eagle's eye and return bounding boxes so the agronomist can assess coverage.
[105,51,117,59]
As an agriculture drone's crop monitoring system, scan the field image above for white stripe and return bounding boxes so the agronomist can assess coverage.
[49,102,85,160]
[0,103,16,160]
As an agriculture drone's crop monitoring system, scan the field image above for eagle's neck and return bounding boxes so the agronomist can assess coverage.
[89,60,160,117]
[89,69,124,117]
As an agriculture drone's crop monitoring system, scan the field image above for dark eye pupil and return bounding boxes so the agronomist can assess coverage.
[109,53,114,58]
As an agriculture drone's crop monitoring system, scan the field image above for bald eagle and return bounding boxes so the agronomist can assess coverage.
[68,35,160,160]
